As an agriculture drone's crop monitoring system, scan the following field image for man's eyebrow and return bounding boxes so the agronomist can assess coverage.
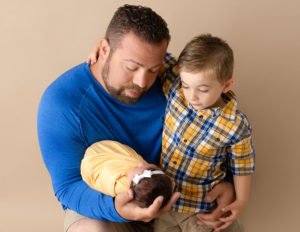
[124,59,162,69]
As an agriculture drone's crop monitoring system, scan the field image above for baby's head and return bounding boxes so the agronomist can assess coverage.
[178,34,235,110]
[128,164,173,208]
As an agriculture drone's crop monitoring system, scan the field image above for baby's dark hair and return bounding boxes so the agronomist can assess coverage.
[130,171,173,208]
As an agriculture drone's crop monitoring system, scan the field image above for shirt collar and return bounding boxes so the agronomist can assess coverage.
[195,90,237,122]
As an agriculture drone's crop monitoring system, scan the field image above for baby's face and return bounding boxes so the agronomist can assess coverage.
[128,163,159,184]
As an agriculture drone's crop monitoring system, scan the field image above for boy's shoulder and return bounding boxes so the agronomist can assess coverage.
[234,109,252,130]
[219,92,252,140]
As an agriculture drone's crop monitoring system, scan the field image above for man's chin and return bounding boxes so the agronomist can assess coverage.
[109,89,146,105]
[117,95,141,105]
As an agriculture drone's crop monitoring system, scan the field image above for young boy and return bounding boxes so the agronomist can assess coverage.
[87,34,255,231]
[153,34,255,231]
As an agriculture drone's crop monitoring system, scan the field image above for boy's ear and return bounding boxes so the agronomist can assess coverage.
[98,38,111,60]
[222,78,235,93]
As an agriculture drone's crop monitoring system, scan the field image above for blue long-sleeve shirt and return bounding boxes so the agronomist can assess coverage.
[37,62,166,221]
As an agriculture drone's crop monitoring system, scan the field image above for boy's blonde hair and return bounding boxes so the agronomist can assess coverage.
[178,34,234,83]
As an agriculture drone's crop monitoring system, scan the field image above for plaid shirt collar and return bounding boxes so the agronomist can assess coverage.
[181,90,237,122]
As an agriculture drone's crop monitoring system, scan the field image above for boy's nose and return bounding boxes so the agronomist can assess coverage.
[190,91,198,101]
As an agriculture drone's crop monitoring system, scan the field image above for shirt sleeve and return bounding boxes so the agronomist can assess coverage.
[37,86,128,222]
[157,53,179,96]
[227,116,255,176]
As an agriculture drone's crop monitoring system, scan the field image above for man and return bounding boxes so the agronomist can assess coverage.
[38,4,235,232]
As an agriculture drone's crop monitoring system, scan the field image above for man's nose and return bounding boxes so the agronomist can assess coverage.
[132,70,148,88]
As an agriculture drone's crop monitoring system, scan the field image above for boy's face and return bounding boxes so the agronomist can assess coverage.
[180,71,233,111]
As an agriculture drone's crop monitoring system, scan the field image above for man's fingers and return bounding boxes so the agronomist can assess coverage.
[146,192,180,220]
[219,212,237,223]
[204,187,219,203]
[148,195,164,215]
[134,196,164,222]
[214,221,233,232]
[220,203,233,214]
[116,189,134,206]
[158,192,180,214]
[197,204,224,221]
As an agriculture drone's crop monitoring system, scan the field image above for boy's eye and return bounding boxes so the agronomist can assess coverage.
[149,68,159,74]
[199,89,208,93]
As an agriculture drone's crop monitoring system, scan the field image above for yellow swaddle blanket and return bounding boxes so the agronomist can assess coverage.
[81,140,146,196]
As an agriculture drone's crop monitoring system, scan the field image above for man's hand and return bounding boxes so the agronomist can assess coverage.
[196,181,235,231]
[217,199,246,231]
[115,188,180,222]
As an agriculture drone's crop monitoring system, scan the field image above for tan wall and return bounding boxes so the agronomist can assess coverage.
[1,0,299,231]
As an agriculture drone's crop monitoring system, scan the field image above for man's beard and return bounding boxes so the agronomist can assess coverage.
[101,56,147,105]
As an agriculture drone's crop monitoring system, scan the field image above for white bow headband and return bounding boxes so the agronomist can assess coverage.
[132,169,165,185]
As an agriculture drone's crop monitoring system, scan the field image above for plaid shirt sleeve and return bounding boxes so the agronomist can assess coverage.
[157,53,179,96]
[227,112,255,176]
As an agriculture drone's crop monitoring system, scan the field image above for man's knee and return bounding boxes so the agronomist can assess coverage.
[67,218,115,232]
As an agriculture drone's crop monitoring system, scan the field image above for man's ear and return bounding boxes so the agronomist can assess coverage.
[98,38,111,60]
[222,78,235,93]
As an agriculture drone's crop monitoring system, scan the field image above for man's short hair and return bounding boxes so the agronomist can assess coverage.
[106,4,170,51]
[178,34,234,83]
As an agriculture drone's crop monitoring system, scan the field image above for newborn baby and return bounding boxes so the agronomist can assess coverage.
[81,140,173,208]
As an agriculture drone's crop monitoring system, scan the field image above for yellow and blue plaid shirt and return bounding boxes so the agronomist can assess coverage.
[159,53,255,213]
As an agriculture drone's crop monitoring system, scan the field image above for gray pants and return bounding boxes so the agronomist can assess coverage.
[154,210,244,232]
[64,209,153,232]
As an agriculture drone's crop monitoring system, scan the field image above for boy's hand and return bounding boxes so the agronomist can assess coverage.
[215,200,246,231]
[196,181,235,230]
[115,188,180,222]
[87,42,101,64]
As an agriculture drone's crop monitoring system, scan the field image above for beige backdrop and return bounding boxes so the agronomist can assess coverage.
[1,0,299,231]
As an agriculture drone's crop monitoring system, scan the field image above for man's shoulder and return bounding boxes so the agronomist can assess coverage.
[40,62,93,111]
[52,62,91,90]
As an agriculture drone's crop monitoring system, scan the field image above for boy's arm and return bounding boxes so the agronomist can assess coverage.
[215,175,251,231]
[233,175,251,204]
[215,116,255,230]
[157,53,179,96]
